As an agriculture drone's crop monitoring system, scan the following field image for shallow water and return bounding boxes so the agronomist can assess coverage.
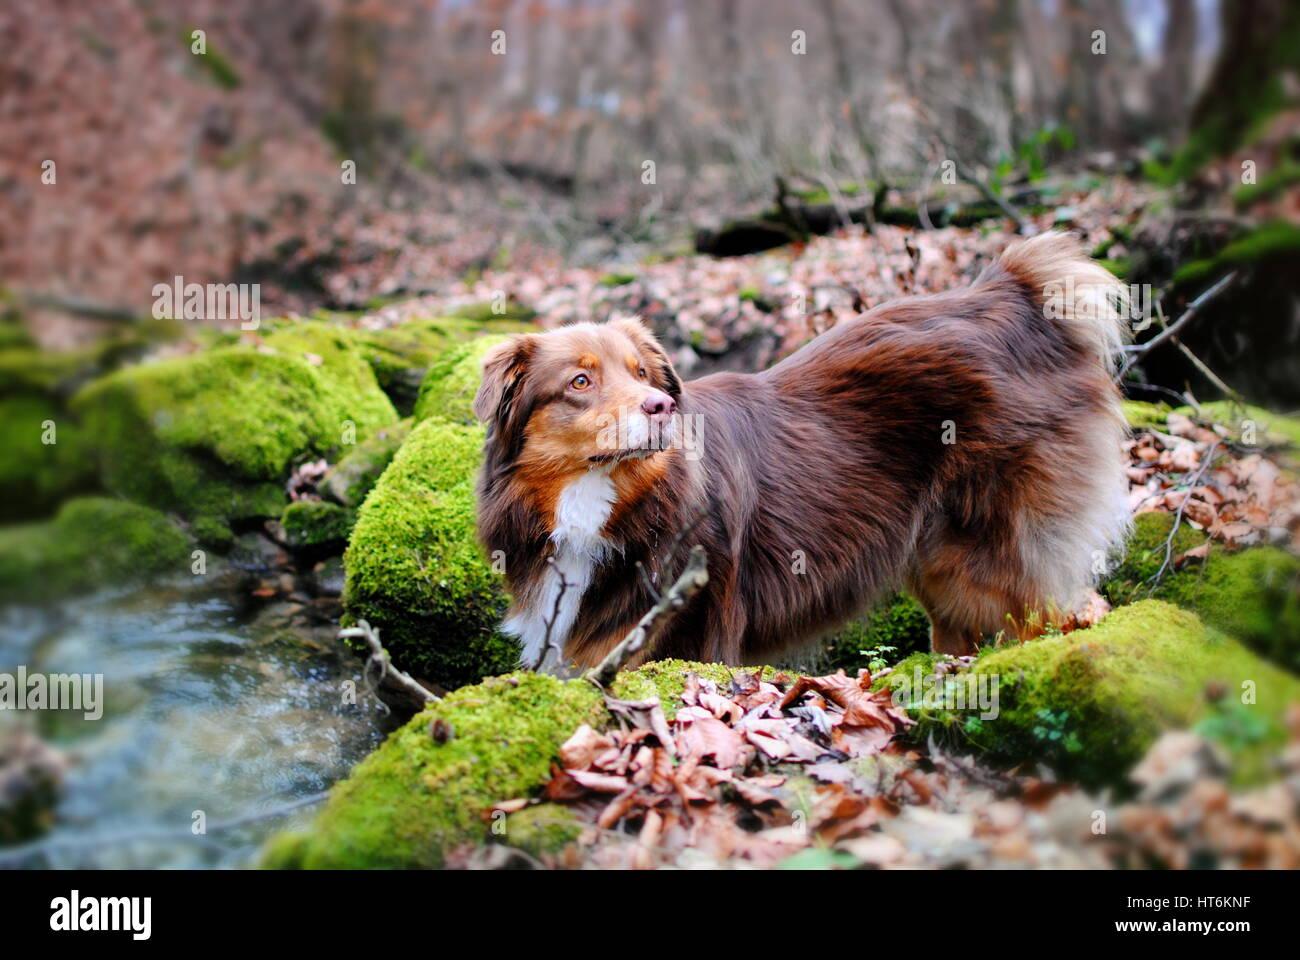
[0,576,394,868]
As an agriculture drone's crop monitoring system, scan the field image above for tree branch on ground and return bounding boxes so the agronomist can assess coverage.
[339,619,438,711]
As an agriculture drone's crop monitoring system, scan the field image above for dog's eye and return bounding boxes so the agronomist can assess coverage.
[637,366,647,379]
[570,374,591,390]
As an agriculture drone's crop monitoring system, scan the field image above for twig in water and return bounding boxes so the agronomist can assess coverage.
[585,545,709,688]
[339,620,438,711]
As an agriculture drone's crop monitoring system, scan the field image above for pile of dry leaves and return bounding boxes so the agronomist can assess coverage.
[464,672,1300,870]
[1125,409,1300,555]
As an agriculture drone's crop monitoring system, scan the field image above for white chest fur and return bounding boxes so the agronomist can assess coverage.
[504,468,616,669]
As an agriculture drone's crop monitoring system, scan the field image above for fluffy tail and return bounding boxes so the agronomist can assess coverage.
[994,231,1130,371]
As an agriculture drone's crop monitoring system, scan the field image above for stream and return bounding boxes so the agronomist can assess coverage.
[0,561,394,869]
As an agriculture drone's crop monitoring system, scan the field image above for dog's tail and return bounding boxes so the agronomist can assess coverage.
[992,231,1129,370]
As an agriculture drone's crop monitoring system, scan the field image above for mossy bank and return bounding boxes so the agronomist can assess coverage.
[342,338,517,687]
[889,600,1300,789]
[261,659,772,869]
[0,498,191,605]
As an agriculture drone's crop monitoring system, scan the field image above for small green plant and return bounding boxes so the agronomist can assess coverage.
[857,644,898,675]
[1031,708,1083,754]
[1194,700,1271,755]
[989,123,1076,196]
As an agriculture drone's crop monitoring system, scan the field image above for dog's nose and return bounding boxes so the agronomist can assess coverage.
[641,390,676,418]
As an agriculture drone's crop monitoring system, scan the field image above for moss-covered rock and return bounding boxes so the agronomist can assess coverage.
[1104,512,1300,668]
[892,600,1300,789]
[350,317,477,415]
[341,417,515,687]
[259,320,399,430]
[0,347,99,398]
[0,393,97,522]
[320,419,412,507]
[71,327,397,531]
[0,497,191,605]
[259,659,796,868]
[280,500,354,555]
[412,335,509,425]
[260,671,606,869]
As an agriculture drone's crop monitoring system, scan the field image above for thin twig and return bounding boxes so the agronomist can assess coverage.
[1147,440,1222,591]
[1119,272,1237,378]
[585,545,709,688]
[532,555,572,672]
[339,620,438,709]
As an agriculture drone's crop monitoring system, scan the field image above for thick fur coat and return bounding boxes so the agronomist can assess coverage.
[473,232,1130,668]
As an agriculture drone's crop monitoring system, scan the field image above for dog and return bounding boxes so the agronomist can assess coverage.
[473,232,1131,670]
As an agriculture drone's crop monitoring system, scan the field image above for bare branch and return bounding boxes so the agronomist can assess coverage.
[585,545,709,688]
[1119,272,1237,378]
[339,619,438,711]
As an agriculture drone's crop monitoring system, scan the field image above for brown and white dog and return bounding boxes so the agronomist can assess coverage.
[473,232,1131,670]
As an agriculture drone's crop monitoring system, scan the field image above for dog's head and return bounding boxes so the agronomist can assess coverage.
[473,316,682,475]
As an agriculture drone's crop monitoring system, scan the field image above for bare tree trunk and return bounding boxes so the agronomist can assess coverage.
[1149,0,1198,140]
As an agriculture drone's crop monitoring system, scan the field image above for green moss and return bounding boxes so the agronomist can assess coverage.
[1121,400,1171,431]
[446,301,537,326]
[350,317,482,415]
[0,348,99,397]
[1097,258,1131,278]
[281,500,354,552]
[0,394,97,522]
[0,497,191,605]
[260,659,814,868]
[71,328,397,527]
[1104,512,1209,598]
[1158,547,1300,671]
[259,672,606,869]
[1172,220,1300,288]
[1172,401,1300,449]
[321,419,412,507]
[412,335,509,426]
[609,659,787,718]
[898,600,1300,788]
[505,802,584,857]
[1234,161,1300,209]
[598,272,637,287]
[183,27,241,89]
[190,515,235,550]
[341,418,515,687]
[816,594,932,675]
[260,321,398,431]
[1104,513,1300,667]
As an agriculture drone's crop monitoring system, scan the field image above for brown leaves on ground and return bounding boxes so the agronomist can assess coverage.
[474,681,1300,870]
[501,668,914,869]
[1124,411,1300,556]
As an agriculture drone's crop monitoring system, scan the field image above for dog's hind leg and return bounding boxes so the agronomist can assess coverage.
[906,547,1040,656]
[924,613,983,657]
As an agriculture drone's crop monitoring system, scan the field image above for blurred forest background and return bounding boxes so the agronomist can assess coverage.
[3,0,1300,871]
[1,0,1298,395]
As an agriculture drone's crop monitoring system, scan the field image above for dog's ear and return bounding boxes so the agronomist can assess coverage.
[611,316,682,399]
[474,335,538,456]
